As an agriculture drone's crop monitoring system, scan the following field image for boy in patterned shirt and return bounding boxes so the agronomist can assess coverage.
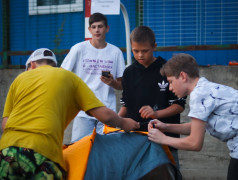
[148,53,238,179]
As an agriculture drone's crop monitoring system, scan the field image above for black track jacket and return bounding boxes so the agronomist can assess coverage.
[120,56,186,138]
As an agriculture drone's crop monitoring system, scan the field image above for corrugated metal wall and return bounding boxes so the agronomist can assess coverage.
[0,0,238,68]
[0,1,2,66]
[144,0,238,46]
[10,0,86,65]
[1,0,137,67]
[142,0,238,65]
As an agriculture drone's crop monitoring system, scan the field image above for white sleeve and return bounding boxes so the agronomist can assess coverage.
[115,49,125,78]
[61,45,79,71]
[188,89,216,121]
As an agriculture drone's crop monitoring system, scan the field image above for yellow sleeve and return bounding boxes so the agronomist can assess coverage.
[74,76,104,113]
[3,83,14,118]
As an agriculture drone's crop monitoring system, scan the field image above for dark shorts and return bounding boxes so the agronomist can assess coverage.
[228,157,238,180]
[0,146,66,180]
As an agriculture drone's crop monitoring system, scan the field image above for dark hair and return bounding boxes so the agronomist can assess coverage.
[160,53,200,78]
[35,59,57,67]
[89,13,108,27]
[27,63,31,70]
[27,59,56,70]
[130,26,156,47]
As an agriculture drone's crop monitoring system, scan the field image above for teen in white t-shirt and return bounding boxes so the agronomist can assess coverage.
[61,13,125,142]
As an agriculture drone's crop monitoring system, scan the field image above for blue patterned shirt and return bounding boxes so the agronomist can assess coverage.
[188,77,238,158]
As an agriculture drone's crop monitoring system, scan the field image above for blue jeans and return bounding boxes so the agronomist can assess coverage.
[171,149,180,169]
[71,116,104,143]
[227,157,238,180]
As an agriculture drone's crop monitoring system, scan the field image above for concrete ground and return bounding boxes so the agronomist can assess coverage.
[1,65,238,179]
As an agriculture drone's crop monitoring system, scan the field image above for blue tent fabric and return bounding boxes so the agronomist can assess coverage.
[84,132,178,180]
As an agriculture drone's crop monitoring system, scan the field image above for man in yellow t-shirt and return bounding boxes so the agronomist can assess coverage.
[0,48,139,179]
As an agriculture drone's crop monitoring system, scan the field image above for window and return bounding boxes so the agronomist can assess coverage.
[29,0,83,15]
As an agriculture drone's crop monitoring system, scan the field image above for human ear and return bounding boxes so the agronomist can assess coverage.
[88,26,92,34]
[153,43,157,50]
[30,61,37,69]
[180,71,187,81]
[106,25,110,33]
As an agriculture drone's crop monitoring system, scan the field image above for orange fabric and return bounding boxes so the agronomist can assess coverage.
[161,145,176,165]
[103,125,176,165]
[103,125,148,135]
[63,126,176,179]
[103,125,122,134]
[229,61,238,66]
[63,129,96,180]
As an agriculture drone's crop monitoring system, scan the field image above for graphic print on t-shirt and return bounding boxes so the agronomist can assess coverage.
[158,80,168,91]
[83,58,113,75]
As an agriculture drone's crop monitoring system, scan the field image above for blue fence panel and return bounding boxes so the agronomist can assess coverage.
[8,0,136,66]
[4,0,238,66]
[154,49,238,66]
[143,0,238,65]
[0,1,2,54]
[0,1,3,66]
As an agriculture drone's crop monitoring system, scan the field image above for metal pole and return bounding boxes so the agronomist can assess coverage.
[120,2,131,66]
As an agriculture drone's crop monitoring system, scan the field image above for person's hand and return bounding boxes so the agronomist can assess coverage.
[139,105,158,119]
[100,74,114,86]
[120,118,140,132]
[148,128,166,144]
[148,119,167,132]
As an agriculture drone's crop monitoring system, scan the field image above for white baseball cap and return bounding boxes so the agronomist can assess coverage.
[25,48,57,70]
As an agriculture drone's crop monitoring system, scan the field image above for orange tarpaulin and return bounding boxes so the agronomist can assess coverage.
[63,126,176,179]
[63,129,96,180]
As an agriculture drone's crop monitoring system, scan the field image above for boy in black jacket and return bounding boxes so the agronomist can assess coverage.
[118,26,186,167]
